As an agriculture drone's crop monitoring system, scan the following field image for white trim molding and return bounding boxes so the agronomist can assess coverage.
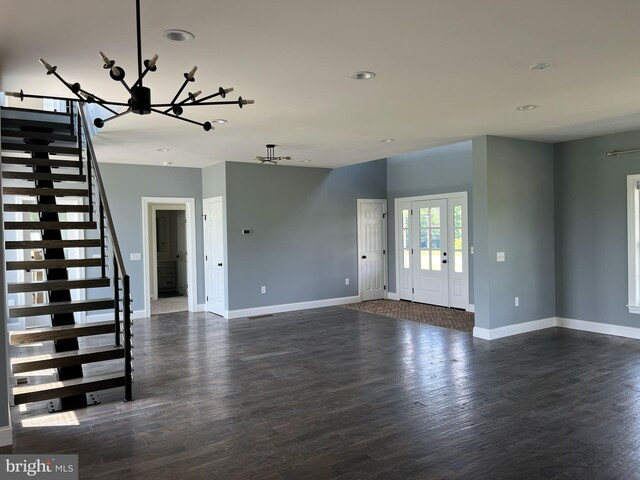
[473,317,557,340]
[466,304,475,313]
[0,425,12,447]
[557,317,640,339]
[627,174,640,314]
[227,296,360,320]
[387,292,400,301]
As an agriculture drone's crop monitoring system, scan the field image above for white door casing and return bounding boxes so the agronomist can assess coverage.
[395,192,469,309]
[357,199,387,301]
[176,211,188,295]
[203,197,225,315]
[142,197,198,317]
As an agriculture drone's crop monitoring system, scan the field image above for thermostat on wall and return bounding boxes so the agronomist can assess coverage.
[242,229,252,235]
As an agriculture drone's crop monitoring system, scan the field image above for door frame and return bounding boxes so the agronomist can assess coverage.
[203,196,227,316]
[142,197,198,317]
[394,191,469,309]
[357,199,388,301]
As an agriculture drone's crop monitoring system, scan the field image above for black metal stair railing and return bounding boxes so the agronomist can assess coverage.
[76,104,133,401]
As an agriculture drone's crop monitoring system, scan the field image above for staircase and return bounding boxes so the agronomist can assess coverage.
[1,103,133,411]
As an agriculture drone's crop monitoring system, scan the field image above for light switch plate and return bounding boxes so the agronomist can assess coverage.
[497,252,505,262]
[130,253,141,261]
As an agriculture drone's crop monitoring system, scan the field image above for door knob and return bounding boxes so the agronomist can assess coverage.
[217,263,223,267]
[442,259,448,264]
[361,255,367,259]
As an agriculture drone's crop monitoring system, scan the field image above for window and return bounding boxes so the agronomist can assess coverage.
[627,174,640,314]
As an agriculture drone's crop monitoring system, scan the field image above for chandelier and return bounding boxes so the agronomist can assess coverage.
[256,145,292,165]
[6,0,254,132]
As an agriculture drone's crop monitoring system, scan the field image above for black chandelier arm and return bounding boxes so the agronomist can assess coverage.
[192,87,234,105]
[151,98,255,108]
[97,109,132,126]
[6,91,83,104]
[150,108,213,131]
[43,64,88,103]
[77,90,119,115]
[162,90,201,114]
[167,79,190,108]
[131,56,158,89]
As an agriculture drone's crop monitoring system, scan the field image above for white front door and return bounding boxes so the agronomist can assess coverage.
[358,200,386,301]
[176,210,188,295]
[204,197,225,315]
[412,199,449,306]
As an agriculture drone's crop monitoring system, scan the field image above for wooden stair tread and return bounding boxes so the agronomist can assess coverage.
[1,129,77,143]
[5,239,99,249]
[11,345,124,374]
[2,171,86,182]
[1,156,82,169]
[10,321,116,345]
[6,258,102,270]
[12,373,125,405]
[9,298,114,318]
[4,204,89,213]
[3,186,88,197]
[7,277,110,293]
[1,142,80,155]
[0,117,73,132]
[4,221,96,230]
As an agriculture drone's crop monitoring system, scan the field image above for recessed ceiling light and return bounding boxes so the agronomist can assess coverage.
[161,29,195,42]
[529,63,550,70]
[515,105,538,111]
[163,161,174,166]
[157,148,170,152]
[350,71,376,80]
[381,138,395,143]
[211,119,227,124]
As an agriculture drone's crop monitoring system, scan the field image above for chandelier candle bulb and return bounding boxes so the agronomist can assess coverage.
[148,54,158,68]
[187,66,197,80]
[39,58,55,73]
[99,51,114,68]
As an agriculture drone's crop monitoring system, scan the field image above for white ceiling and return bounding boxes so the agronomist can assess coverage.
[2,0,640,168]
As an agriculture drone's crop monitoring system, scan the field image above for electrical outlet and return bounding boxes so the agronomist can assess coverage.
[130,252,141,261]
[496,251,505,262]
[8,299,15,307]
[261,286,267,294]
[345,278,350,285]
[470,246,474,255]
[515,296,519,307]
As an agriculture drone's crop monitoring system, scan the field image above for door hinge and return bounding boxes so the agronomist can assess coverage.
[203,214,207,221]
[206,296,208,301]
[411,209,413,215]
[384,285,387,290]
[205,255,208,261]
[382,213,387,218]
[412,288,414,293]
[411,249,413,254]
[383,249,386,255]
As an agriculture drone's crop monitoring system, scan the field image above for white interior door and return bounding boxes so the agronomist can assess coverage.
[176,211,188,295]
[412,199,449,306]
[358,199,386,301]
[204,197,225,315]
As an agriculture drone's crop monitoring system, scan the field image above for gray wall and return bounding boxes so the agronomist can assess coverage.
[202,162,226,199]
[555,128,640,327]
[386,141,473,295]
[473,136,556,329]
[224,159,386,310]
[100,163,205,310]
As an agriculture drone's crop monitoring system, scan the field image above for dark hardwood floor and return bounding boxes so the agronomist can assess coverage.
[2,307,640,479]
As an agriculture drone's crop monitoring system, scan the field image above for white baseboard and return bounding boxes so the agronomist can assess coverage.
[557,317,640,339]
[84,310,146,323]
[227,295,361,320]
[473,317,556,340]
[196,304,206,312]
[467,303,475,313]
[0,425,12,447]
[387,292,400,301]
